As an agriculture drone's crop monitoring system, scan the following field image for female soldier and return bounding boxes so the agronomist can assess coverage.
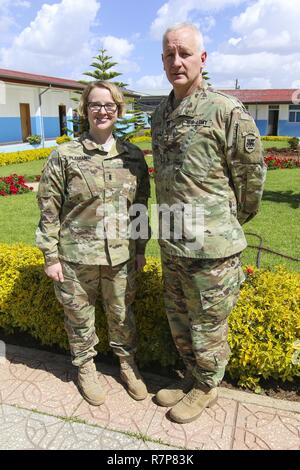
[36,81,150,406]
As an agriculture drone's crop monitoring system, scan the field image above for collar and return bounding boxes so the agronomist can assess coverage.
[79,132,127,159]
[164,80,209,121]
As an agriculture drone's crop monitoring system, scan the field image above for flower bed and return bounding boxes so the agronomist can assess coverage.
[264,153,300,170]
[0,174,33,196]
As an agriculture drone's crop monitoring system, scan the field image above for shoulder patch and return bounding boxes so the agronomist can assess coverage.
[244,133,257,153]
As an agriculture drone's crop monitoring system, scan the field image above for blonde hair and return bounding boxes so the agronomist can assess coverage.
[78,81,125,119]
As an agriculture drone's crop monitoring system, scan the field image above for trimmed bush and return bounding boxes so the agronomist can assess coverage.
[261,136,292,141]
[228,267,300,389]
[0,148,53,167]
[130,136,152,143]
[56,135,72,145]
[0,243,299,388]
[288,137,299,151]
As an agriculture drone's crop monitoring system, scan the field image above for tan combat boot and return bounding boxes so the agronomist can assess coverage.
[169,384,218,423]
[155,370,194,407]
[78,360,105,406]
[119,357,148,401]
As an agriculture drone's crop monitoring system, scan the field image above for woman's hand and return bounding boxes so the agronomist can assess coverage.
[44,262,64,282]
[135,254,146,272]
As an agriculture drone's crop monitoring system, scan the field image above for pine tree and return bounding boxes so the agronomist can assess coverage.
[82,49,127,88]
[71,48,143,139]
[202,70,211,86]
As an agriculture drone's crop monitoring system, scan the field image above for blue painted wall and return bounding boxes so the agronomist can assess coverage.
[30,117,37,135]
[43,117,60,138]
[255,119,268,136]
[0,117,22,143]
[0,116,62,143]
[278,121,300,137]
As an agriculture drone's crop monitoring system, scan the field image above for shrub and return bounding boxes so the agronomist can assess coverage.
[56,135,72,145]
[288,137,299,151]
[0,174,33,196]
[261,136,292,141]
[130,136,152,143]
[228,267,300,389]
[26,135,42,145]
[0,148,53,167]
[0,244,177,366]
[0,244,299,388]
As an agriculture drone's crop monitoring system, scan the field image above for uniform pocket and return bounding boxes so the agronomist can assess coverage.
[108,168,137,202]
[199,263,244,321]
[179,126,214,182]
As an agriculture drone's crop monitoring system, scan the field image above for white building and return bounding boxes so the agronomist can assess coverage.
[0,68,85,152]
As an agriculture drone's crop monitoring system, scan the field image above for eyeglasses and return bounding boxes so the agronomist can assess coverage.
[87,102,118,113]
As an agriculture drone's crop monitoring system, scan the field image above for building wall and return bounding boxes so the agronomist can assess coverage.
[0,82,75,144]
[245,103,300,137]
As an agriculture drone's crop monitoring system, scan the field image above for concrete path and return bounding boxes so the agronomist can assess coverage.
[0,344,299,450]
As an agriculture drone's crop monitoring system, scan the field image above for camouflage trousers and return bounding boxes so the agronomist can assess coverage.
[54,257,137,367]
[161,252,245,389]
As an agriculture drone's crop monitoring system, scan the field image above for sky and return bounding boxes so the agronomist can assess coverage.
[0,0,300,95]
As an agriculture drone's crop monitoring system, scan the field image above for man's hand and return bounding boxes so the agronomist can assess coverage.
[44,262,64,282]
[135,254,146,272]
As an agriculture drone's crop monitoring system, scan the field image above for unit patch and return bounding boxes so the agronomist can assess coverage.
[244,133,256,153]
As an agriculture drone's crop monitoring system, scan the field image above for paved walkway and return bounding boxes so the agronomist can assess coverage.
[0,344,300,450]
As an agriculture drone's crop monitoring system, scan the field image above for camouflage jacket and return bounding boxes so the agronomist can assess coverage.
[36,133,150,266]
[151,81,266,259]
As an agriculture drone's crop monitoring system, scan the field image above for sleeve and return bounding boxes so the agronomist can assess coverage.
[134,149,151,255]
[226,107,267,225]
[35,150,66,266]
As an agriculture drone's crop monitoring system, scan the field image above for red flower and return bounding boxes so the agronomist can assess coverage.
[246,266,254,275]
[10,185,19,194]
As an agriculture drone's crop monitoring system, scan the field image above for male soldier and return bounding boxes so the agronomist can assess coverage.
[151,23,266,423]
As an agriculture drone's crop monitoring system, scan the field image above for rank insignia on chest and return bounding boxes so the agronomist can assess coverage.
[244,133,256,153]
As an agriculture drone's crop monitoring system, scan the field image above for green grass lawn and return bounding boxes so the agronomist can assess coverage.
[262,140,290,150]
[1,148,299,272]
[0,159,47,180]
[0,192,40,245]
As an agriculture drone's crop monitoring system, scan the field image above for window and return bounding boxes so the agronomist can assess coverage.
[289,105,300,122]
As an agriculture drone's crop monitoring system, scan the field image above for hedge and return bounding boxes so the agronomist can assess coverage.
[0,148,53,167]
[261,136,292,141]
[0,243,299,389]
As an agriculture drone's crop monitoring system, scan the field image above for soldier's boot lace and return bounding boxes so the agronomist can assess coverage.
[169,384,218,424]
[78,360,105,406]
[119,357,148,401]
[155,369,195,407]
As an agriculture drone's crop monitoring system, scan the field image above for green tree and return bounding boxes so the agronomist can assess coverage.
[116,97,145,141]
[82,49,127,88]
[202,70,211,86]
[72,48,143,139]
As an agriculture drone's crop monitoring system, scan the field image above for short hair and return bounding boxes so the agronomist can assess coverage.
[163,22,205,53]
[78,81,125,119]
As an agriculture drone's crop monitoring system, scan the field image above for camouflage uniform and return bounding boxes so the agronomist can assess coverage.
[36,133,150,366]
[152,81,266,388]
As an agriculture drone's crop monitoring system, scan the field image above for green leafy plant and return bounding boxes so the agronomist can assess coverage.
[56,135,72,145]
[1,244,299,389]
[0,174,33,196]
[288,137,299,151]
[26,135,41,145]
